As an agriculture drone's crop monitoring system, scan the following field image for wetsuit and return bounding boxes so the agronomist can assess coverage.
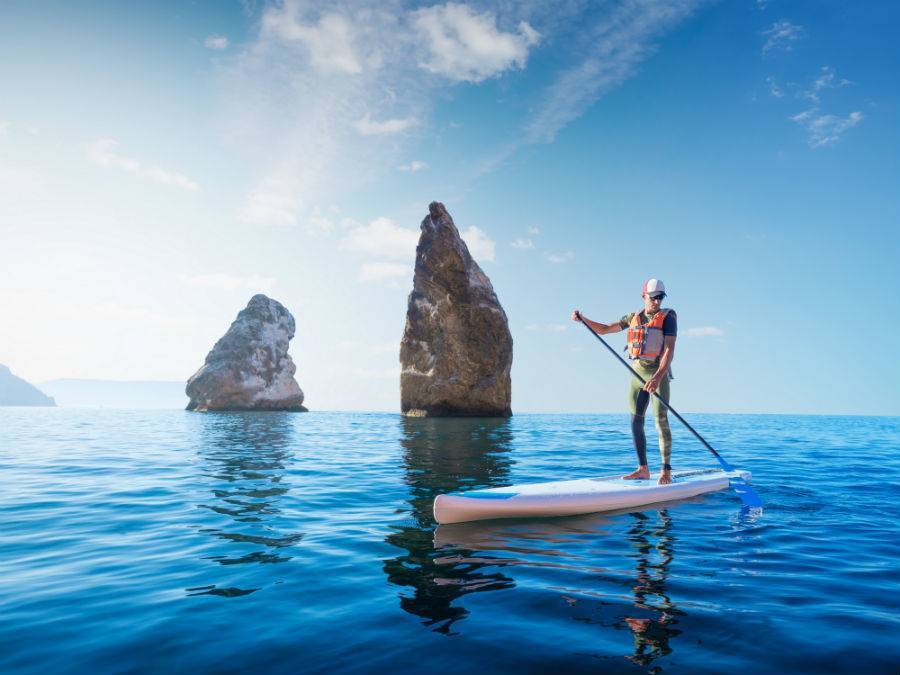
[620,310,677,470]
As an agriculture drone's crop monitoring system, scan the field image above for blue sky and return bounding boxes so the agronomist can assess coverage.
[1,0,897,415]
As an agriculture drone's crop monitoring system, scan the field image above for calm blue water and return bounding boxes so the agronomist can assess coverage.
[1,409,898,673]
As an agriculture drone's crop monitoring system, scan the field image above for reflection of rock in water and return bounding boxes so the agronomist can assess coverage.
[191,412,303,596]
[621,510,683,666]
[384,417,516,633]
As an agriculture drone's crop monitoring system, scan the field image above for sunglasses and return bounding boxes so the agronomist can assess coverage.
[648,294,665,301]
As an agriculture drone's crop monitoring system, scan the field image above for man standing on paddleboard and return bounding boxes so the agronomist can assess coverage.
[572,279,678,485]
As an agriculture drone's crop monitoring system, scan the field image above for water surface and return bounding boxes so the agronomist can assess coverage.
[1,410,897,673]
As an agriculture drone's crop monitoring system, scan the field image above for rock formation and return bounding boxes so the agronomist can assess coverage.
[186,294,306,412]
[400,202,512,417]
[0,364,56,406]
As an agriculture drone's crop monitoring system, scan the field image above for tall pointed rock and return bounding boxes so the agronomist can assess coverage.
[400,202,512,417]
[186,294,306,411]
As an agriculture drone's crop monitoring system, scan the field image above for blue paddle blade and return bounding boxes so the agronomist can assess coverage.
[729,476,763,508]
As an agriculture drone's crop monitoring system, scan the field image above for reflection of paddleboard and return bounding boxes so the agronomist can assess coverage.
[433,468,751,524]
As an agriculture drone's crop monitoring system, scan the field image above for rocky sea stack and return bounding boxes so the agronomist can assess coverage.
[400,202,513,417]
[186,294,306,412]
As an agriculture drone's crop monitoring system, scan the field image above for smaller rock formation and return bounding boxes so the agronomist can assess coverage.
[400,202,513,417]
[0,364,56,406]
[186,294,306,412]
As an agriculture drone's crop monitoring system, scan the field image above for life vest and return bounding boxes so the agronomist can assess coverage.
[626,309,670,361]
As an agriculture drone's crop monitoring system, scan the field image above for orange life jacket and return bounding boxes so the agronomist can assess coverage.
[626,309,670,361]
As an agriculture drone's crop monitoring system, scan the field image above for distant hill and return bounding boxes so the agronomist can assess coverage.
[38,379,188,409]
[0,364,56,406]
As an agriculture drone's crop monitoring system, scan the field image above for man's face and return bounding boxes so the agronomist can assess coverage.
[643,293,664,312]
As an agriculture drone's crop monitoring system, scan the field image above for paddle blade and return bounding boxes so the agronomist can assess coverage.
[729,476,763,508]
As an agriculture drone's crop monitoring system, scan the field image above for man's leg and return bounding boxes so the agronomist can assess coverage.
[653,375,672,485]
[624,373,651,480]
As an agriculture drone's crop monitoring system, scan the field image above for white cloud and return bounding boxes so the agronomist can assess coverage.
[306,205,337,235]
[412,3,539,83]
[791,109,863,148]
[354,114,418,136]
[92,302,202,332]
[802,65,851,102]
[461,225,495,262]
[527,323,568,332]
[262,6,362,74]
[762,20,803,55]
[766,76,784,98]
[527,226,540,235]
[546,251,574,264]
[511,238,535,249]
[181,273,276,294]
[238,175,301,227]
[398,160,428,172]
[87,139,199,191]
[358,262,411,282]
[684,326,724,337]
[340,217,418,258]
[204,35,230,50]
[0,120,9,136]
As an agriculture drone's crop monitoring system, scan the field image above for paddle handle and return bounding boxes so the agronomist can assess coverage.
[576,314,733,472]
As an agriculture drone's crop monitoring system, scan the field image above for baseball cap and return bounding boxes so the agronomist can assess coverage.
[642,278,666,298]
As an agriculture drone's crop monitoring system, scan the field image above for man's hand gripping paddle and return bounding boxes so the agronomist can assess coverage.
[575,312,763,509]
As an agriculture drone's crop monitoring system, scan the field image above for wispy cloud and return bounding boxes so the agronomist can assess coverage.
[398,160,428,172]
[354,114,417,136]
[527,226,540,235]
[204,35,230,50]
[684,326,724,337]
[238,175,301,227]
[791,110,863,148]
[479,1,700,173]
[546,251,574,264]
[766,76,785,98]
[181,272,276,294]
[511,238,535,249]
[340,217,418,258]
[87,139,199,191]
[411,3,539,83]
[358,262,410,282]
[762,20,803,55]
[461,225,496,262]
[0,120,9,136]
[801,65,851,103]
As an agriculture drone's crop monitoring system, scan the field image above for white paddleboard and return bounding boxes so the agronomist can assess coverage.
[433,468,751,524]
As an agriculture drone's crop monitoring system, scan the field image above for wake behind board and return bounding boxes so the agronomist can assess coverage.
[433,468,751,524]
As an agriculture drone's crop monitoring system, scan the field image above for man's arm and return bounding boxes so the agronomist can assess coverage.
[643,335,676,393]
[571,310,625,335]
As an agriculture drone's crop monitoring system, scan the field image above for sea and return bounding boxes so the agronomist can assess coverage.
[1,409,898,674]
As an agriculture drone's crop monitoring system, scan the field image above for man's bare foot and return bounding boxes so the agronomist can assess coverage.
[658,470,672,485]
[623,467,650,480]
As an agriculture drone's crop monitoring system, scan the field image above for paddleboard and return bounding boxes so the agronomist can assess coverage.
[433,467,751,524]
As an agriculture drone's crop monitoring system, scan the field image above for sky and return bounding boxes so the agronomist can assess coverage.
[1,0,897,415]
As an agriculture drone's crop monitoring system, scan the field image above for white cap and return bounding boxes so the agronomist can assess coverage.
[642,278,666,297]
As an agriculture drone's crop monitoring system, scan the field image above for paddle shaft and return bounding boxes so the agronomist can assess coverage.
[576,314,733,472]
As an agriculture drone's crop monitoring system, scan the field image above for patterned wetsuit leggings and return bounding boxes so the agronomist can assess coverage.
[628,364,672,469]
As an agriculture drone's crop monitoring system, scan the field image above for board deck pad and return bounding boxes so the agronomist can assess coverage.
[433,468,750,524]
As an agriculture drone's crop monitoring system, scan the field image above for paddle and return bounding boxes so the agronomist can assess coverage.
[575,313,763,509]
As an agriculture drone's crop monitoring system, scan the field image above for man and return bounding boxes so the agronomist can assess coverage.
[572,279,678,485]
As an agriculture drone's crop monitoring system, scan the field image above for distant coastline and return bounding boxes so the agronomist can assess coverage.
[37,379,187,409]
